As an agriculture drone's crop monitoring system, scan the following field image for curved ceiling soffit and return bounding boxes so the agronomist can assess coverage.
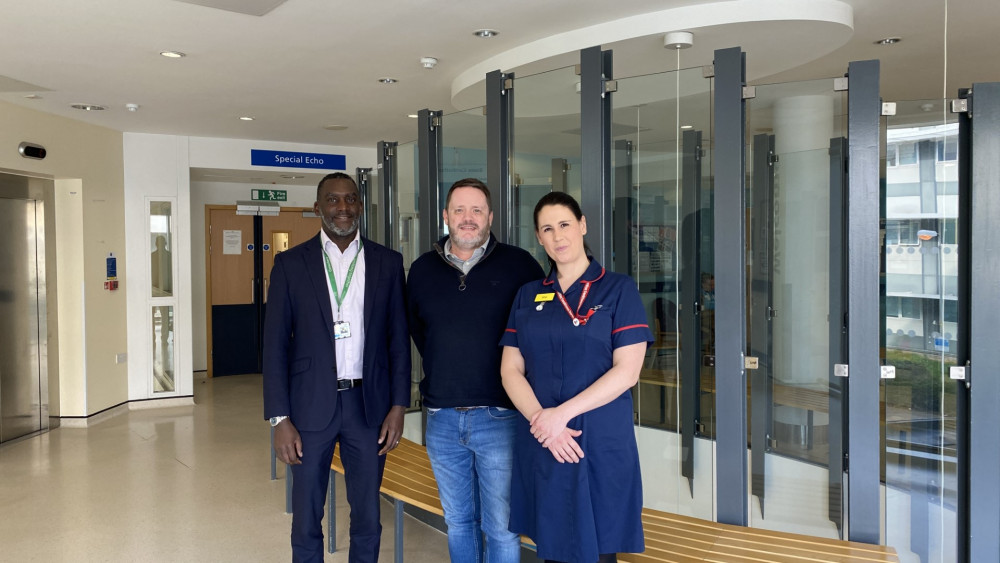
[450,0,854,109]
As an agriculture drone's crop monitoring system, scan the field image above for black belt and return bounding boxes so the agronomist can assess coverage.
[454,406,485,411]
[337,378,362,391]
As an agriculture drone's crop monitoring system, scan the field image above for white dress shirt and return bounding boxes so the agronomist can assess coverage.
[321,229,365,381]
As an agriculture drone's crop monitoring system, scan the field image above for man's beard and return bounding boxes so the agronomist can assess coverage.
[323,215,359,237]
[450,223,488,249]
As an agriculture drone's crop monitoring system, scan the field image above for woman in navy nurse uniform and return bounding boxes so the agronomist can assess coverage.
[500,192,652,563]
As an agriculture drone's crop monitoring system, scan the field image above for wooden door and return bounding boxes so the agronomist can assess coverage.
[207,207,259,376]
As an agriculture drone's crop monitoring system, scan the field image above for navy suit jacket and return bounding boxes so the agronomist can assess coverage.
[262,234,410,431]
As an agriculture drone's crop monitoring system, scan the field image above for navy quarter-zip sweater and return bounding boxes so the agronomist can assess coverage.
[407,234,544,408]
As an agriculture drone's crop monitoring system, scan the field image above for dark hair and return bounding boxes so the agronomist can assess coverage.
[316,172,359,200]
[445,178,491,211]
[532,191,590,273]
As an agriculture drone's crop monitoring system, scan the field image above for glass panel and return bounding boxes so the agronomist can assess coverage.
[150,201,173,297]
[611,66,715,520]
[745,78,846,537]
[396,141,420,269]
[512,65,581,268]
[152,305,175,392]
[883,100,959,563]
[394,140,421,409]
[440,106,488,197]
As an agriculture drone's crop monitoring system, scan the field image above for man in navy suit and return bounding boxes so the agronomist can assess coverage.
[264,172,411,563]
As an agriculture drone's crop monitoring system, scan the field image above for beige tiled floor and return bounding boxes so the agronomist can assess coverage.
[0,373,449,562]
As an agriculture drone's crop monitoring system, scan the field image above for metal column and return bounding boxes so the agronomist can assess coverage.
[828,136,848,537]
[967,82,1000,562]
[356,167,373,240]
[377,141,398,251]
[486,69,514,243]
[712,46,749,526]
[417,109,443,255]
[954,87,971,563]
[679,129,703,497]
[845,59,881,545]
[580,45,613,265]
[749,133,775,517]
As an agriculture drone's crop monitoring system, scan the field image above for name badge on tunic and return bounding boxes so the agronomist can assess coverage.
[534,293,555,302]
[333,320,352,340]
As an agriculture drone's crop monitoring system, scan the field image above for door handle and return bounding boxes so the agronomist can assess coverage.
[264,278,269,304]
[251,278,255,304]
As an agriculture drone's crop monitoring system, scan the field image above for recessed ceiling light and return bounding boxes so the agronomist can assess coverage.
[70,104,107,111]
[323,125,348,131]
[160,51,186,58]
[680,125,694,130]
[473,29,499,38]
[23,94,42,100]
[875,37,901,45]
[378,77,398,84]
[239,116,255,121]
[407,114,418,119]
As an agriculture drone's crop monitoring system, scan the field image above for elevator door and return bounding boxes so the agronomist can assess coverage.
[0,196,43,443]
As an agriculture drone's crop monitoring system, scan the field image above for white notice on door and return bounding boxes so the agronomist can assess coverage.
[223,230,242,255]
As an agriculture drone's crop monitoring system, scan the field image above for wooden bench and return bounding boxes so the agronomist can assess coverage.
[631,509,898,562]
[284,437,897,563]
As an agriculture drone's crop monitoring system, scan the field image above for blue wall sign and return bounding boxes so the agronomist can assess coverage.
[251,149,346,170]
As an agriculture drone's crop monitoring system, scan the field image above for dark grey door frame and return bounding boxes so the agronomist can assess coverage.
[827,136,848,538]
[712,45,749,526]
[376,141,398,251]
[749,133,775,518]
[845,59,881,545]
[417,109,443,255]
[680,128,704,498]
[486,69,514,243]
[580,45,613,266]
[356,167,373,240]
[965,82,1000,562]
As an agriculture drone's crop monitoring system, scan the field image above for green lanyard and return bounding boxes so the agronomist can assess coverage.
[323,239,363,314]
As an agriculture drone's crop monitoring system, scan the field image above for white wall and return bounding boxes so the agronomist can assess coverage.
[123,134,193,401]
[0,100,127,418]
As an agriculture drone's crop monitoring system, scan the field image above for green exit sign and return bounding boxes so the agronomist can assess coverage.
[251,189,287,201]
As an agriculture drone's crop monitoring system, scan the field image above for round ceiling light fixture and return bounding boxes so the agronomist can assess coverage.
[473,29,499,38]
[875,37,901,45]
[239,116,255,121]
[407,114,418,118]
[160,51,187,58]
[70,103,107,111]
[680,124,694,130]
[664,31,694,50]
[378,77,398,84]
[420,57,439,69]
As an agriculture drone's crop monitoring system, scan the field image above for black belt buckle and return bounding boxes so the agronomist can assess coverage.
[337,379,362,391]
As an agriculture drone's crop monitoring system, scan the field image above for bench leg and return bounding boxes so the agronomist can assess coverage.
[328,470,337,554]
[285,466,293,514]
[394,499,404,563]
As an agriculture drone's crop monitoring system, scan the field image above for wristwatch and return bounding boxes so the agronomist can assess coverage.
[269,416,288,427]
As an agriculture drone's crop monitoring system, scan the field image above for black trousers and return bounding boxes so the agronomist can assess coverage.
[290,387,385,563]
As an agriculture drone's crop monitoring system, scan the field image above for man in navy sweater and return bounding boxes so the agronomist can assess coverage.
[407,178,544,562]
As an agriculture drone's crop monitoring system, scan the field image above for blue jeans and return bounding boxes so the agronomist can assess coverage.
[425,406,520,563]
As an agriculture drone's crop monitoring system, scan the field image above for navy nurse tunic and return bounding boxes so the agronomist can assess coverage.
[500,259,652,563]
